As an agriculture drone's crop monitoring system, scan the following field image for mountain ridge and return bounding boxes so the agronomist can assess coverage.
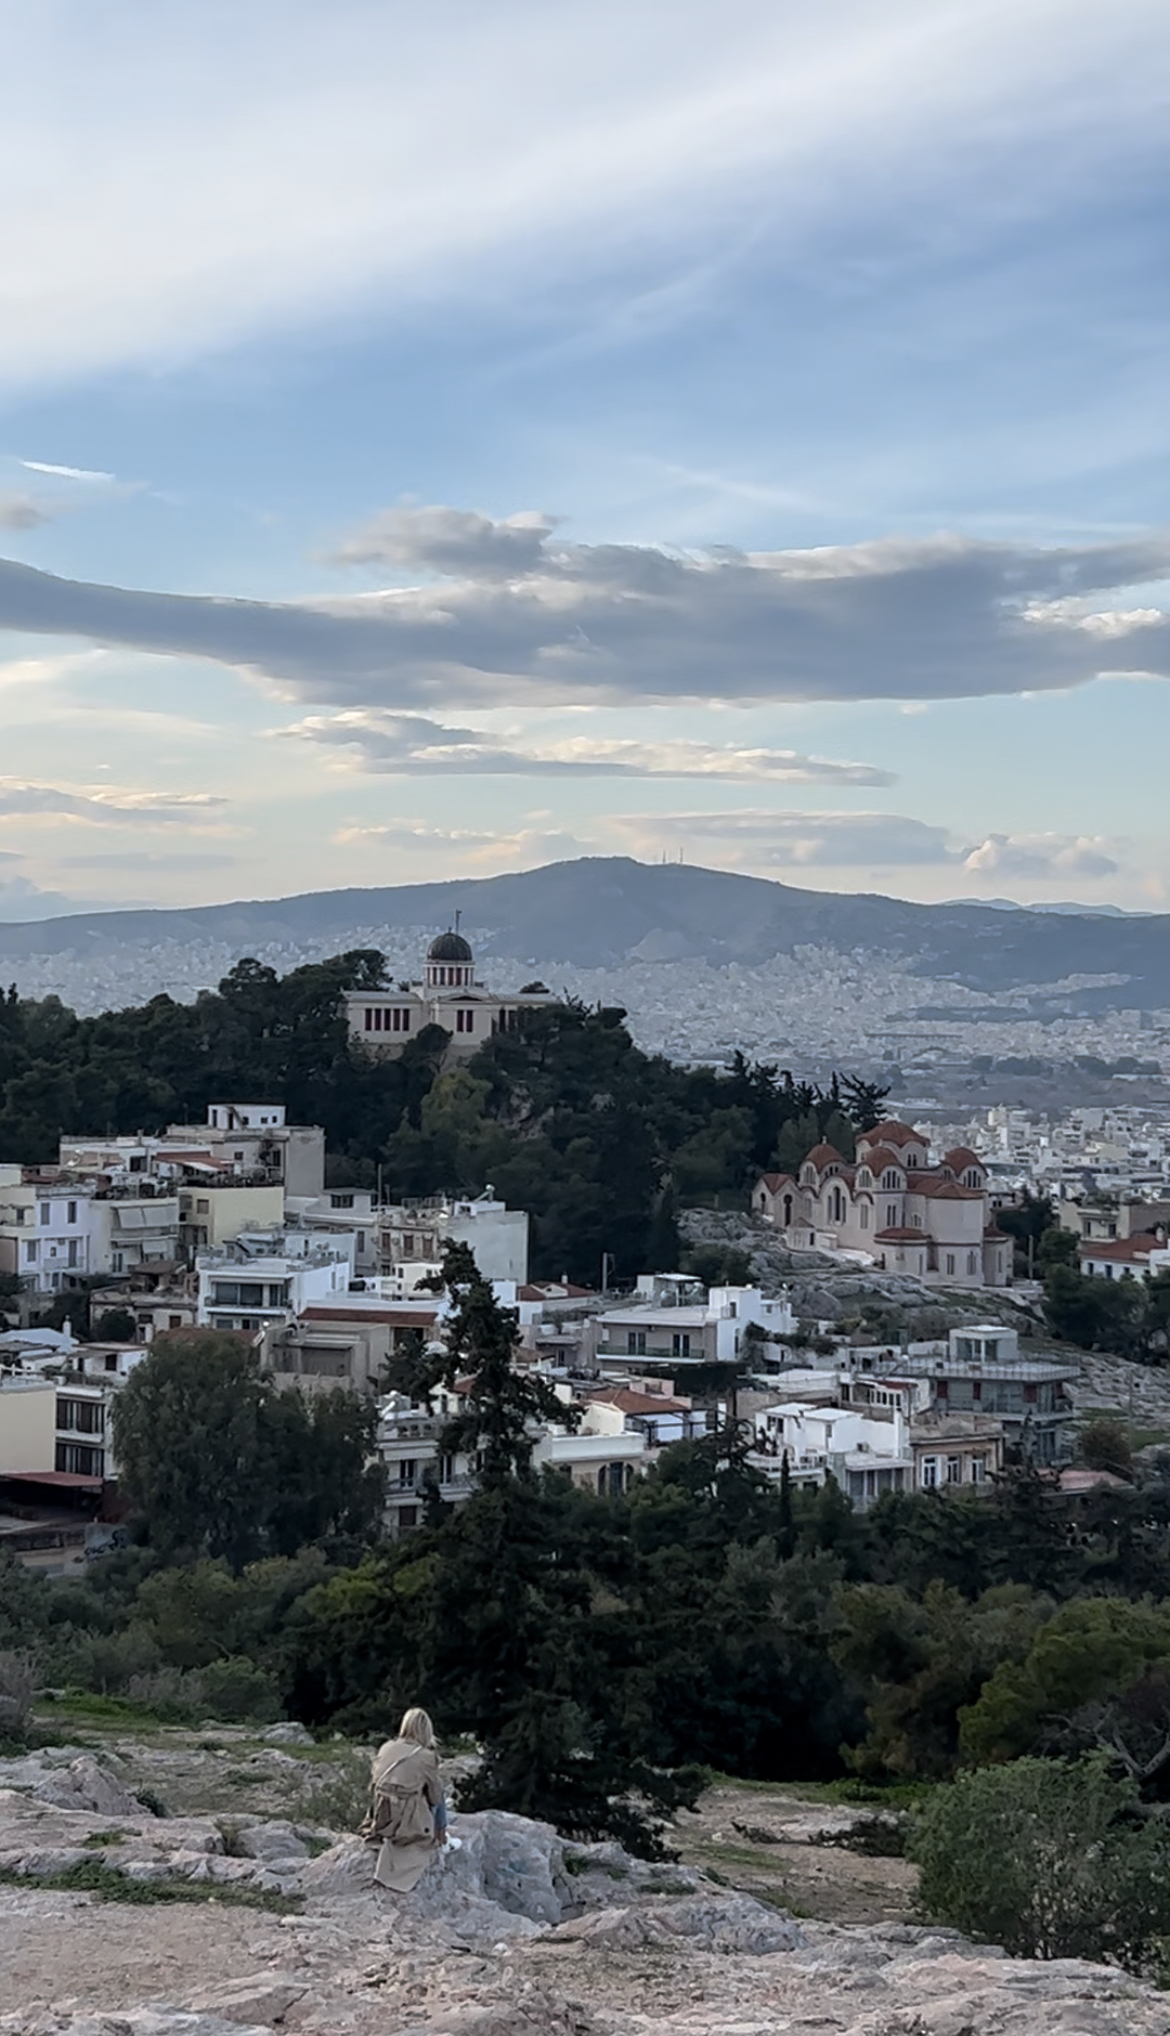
[1,856,1168,1004]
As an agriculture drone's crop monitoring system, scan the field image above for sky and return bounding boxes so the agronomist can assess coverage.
[1,0,1168,921]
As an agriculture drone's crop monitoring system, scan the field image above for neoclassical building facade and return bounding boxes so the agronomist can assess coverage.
[754,1120,1012,1289]
[343,930,558,1061]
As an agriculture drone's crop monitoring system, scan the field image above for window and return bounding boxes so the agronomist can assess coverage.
[67,1240,78,1268]
[859,1204,869,1229]
[397,1506,418,1531]
[58,1398,105,1435]
[168,1315,182,1329]
[672,1331,691,1358]
[627,1330,646,1355]
[331,1193,354,1208]
[196,1198,209,1214]
[946,1455,962,1484]
[886,1204,898,1226]
[921,1457,939,1489]
[211,1280,265,1307]
[455,1008,474,1034]
[104,1353,118,1371]
[971,1455,987,1483]
[67,1201,77,1224]
[364,1008,374,1031]
[56,1441,103,1478]
[945,1254,955,1274]
[39,1203,50,1226]
[25,1240,37,1263]
[398,1459,417,1488]
[967,1251,977,1275]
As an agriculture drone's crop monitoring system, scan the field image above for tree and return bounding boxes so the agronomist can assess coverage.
[94,1307,137,1344]
[910,1756,1170,1973]
[401,1242,575,1488]
[1079,1416,1135,1480]
[112,1333,383,1569]
[959,1597,1170,1767]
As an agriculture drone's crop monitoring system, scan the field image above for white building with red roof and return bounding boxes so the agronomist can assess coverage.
[754,1120,1012,1289]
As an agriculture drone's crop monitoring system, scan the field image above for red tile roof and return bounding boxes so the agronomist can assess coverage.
[756,1172,795,1193]
[596,1389,690,1415]
[863,1121,923,1147]
[874,1226,929,1242]
[858,1146,904,1175]
[905,1175,983,1200]
[943,1147,984,1173]
[803,1143,845,1171]
[1078,1234,1164,1263]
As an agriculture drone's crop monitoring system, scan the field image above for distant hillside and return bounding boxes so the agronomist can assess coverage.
[1,856,1169,1006]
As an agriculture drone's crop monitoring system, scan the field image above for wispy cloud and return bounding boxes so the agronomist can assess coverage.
[1,2,1163,385]
[0,780,229,828]
[280,708,892,783]
[2,524,1168,709]
[335,822,586,866]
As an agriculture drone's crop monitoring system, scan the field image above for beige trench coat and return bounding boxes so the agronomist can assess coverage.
[361,1736,443,1894]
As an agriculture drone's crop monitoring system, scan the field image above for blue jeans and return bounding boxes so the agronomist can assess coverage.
[433,1796,448,1837]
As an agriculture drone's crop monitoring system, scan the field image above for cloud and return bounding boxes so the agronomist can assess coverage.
[335,822,586,866]
[0,780,228,828]
[0,3,1162,386]
[961,832,1119,879]
[279,708,892,783]
[612,809,955,866]
[57,851,238,870]
[21,460,116,483]
[331,507,559,579]
[0,493,54,530]
[2,527,1169,709]
[611,808,1126,877]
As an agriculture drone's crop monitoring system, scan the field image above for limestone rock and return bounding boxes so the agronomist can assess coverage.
[260,1723,315,1747]
[550,1892,804,1955]
[31,1756,139,1818]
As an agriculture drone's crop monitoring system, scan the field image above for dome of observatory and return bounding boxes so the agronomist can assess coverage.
[427,929,473,963]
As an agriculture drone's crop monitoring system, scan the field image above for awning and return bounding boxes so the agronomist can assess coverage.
[0,1470,104,1490]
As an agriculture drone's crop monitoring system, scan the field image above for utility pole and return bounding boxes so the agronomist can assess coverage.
[600,1251,614,1296]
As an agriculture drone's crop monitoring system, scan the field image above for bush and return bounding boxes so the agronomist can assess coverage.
[909,1755,1170,1974]
[199,1656,282,1724]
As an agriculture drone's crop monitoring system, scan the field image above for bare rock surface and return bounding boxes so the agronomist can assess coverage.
[2,1750,1170,2035]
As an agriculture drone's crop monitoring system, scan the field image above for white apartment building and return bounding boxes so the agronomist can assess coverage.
[584,1279,797,1372]
[0,1168,179,1294]
[343,930,557,1063]
[61,1102,325,1202]
[196,1230,353,1332]
[377,1191,530,1286]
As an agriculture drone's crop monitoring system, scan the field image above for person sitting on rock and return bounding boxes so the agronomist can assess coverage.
[361,1706,454,1894]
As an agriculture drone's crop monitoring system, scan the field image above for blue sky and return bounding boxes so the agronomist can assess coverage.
[0,0,1167,918]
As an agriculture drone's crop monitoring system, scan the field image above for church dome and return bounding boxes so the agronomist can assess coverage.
[427,929,472,963]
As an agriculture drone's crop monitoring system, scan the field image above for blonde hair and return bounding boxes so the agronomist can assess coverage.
[398,1706,436,1749]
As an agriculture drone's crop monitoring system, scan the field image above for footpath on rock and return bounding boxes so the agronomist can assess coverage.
[1,1722,1167,2035]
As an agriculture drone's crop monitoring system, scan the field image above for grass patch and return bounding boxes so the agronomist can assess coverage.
[0,1859,301,1912]
[639,1878,694,1896]
[82,1830,129,1849]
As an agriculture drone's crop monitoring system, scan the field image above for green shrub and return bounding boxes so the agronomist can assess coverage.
[198,1656,282,1724]
[909,1755,1170,1974]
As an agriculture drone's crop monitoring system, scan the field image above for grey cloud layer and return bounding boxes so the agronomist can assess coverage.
[2,517,1169,709]
[613,809,1121,874]
[280,709,891,782]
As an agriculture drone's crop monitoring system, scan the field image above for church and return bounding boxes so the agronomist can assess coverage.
[342,928,559,1060]
[754,1119,1013,1289]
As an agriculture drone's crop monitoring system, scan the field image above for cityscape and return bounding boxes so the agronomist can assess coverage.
[2,2,1169,2027]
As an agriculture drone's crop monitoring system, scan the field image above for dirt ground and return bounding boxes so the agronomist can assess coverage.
[673,1779,916,1927]
[0,1891,293,2015]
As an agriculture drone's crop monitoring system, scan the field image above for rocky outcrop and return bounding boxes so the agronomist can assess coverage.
[2,1758,1170,2034]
